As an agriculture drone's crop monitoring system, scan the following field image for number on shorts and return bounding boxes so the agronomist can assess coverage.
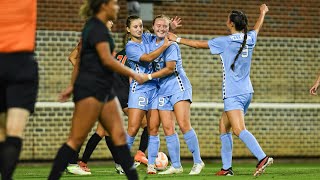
[241,45,248,58]
[159,97,165,107]
[138,96,147,107]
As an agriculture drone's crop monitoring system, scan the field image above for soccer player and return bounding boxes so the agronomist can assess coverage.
[0,1,38,179]
[310,72,320,95]
[140,15,204,175]
[66,21,149,176]
[48,0,143,179]
[125,15,173,157]
[168,4,273,177]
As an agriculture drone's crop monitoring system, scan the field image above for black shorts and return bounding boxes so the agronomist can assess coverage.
[73,73,114,103]
[0,52,39,113]
[116,89,129,109]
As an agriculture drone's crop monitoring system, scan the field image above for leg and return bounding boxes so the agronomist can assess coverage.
[49,97,102,180]
[160,110,181,169]
[138,114,148,153]
[99,98,138,180]
[174,101,203,165]
[127,108,145,149]
[226,110,266,161]
[1,108,29,179]
[146,110,160,168]
[219,112,233,171]
[80,123,105,164]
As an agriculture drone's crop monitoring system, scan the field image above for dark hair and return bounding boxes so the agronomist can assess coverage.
[229,10,248,71]
[79,0,109,19]
[125,15,142,43]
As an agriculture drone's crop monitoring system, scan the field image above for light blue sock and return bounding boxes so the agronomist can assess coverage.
[239,130,266,161]
[126,134,135,150]
[165,133,181,168]
[148,135,160,165]
[183,128,202,164]
[220,133,233,170]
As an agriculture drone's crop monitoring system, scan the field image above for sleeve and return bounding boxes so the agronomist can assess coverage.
[164,43,179,62]
[248,30,257,45]
[88,25,111,47]
[142,33,155,44]
[125,43,145,62]
[207,36,228,55]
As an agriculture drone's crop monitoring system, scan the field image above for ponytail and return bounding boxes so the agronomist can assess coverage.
[230,11,248,71]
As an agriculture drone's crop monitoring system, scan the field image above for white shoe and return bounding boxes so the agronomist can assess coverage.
[115,163,124,175]
[189,162,205,175]
[147,164,157,174]
[66,164,91,175]
[134,161,141,168]
[158,165,183,175]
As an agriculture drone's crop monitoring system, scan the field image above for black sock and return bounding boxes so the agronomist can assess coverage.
[138,127,149,153]
[48,143,78,180]
[69,147,80,164]
[81,133,102,163]
[0,136,22,180]
[114,144,138,180]
[105,136,119,164]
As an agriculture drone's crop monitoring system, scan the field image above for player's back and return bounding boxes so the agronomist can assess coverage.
[0,0,37,53]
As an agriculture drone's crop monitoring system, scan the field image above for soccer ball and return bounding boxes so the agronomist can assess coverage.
[155,152,168,170]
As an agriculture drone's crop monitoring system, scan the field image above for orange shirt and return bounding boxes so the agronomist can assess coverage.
[0,0,37,53]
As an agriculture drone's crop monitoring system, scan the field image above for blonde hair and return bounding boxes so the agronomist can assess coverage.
[152,14,171,25]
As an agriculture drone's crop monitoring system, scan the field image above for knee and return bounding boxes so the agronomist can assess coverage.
[127,125,139,137]
[162,124,175,136]
[148,125,159,136]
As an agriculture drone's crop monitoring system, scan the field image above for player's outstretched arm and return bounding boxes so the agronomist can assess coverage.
[167,32,209,49]
[253,4,269,35]
[310,73,320,95]
[140,36,172,62]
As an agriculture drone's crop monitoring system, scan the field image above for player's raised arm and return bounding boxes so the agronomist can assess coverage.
[167,32,209,49]
[253,4,269,35]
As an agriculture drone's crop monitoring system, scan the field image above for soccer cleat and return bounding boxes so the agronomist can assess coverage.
[134,150,148,165]
[254,156,273,176]
[147,164,157,174]
[78,161,90,172]
[115,163,124,175]
[189,162,205,175]
[66,164,91,175]
[158,165,183,175]
[215,167,234,176]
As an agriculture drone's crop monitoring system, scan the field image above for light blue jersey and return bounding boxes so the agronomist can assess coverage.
[151,40,192,96]
[208,30,257,99]
[126,33,157,93]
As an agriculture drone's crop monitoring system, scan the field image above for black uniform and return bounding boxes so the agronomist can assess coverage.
[73,17,115,103]
[114,49,130,109]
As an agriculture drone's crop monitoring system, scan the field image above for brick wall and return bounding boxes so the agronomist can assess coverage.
[37,0,320,37]
[35,31,320,103]
[21,103,320,160]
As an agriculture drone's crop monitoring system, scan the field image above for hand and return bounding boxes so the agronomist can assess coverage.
[132,73,145,84]
[170,16,182,30]
[310,82,319,95]
[163,36,173,47]
[260,4,269,14]
[167,32,178,42]
[58,85,73,102]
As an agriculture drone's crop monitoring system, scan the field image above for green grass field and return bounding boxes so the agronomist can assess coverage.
[14,160,320,180]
